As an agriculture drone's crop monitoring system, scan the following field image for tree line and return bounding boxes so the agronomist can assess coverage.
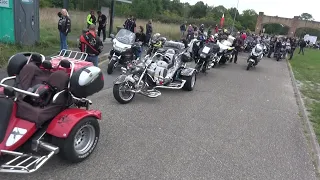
[40,0,319,37]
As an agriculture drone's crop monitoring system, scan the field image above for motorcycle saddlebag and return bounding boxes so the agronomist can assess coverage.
[7,53,28,76]
[70,66,104,98]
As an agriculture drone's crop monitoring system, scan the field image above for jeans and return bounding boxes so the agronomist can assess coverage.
[181,31,185,37]
[98,26,106,41]
[289,48,296,60]
[59,32,68,51]
[298,47,304,55]
[86,55,99,67]
[135,46,142,58]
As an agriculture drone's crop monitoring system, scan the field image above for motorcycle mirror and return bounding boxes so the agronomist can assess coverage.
[110,34,115,39]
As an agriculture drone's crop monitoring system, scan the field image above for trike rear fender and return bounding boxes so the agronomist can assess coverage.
[180,68,196,77]
[46,108,102,138]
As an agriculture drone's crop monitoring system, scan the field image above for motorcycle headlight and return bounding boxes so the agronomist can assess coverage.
[200,54,206,58]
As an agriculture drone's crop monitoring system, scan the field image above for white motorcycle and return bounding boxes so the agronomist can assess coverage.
[108,29,141,74]
[246,44,264,71]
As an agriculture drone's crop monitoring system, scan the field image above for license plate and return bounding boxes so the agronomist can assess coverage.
[202,46,210,54]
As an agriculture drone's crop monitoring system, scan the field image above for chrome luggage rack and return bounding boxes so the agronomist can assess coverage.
[51,49,88,61]
[0,141,59,173]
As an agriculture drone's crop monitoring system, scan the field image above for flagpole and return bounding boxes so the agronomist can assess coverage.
[231,0,240,34]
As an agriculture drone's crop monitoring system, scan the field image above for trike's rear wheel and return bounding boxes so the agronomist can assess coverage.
[52,117,100,163]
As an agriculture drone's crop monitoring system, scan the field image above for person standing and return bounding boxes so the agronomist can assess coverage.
[231,33,243,64]
[123,15,132,30]
[87,11,95,28]
[58,9,71,51]
[145,19,153,45]
[289,38,297,60]
[79,24,103,67]
[215,25,219,33]
[298,39,306,55]
[130,18,136,33]
[97,11,107,42]
[180,21,187,37]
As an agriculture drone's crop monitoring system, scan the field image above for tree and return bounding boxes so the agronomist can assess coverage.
[299,13,314,21]
[228,7,239,21]
[238,9,257,31]
[188,1,207,19]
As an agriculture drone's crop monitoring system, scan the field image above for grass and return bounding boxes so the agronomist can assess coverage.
[0,8,180,67]
[290,48,320,143]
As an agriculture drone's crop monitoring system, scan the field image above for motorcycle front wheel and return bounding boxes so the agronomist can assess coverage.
[113,82,136,104]
[246,62,252,71]
[107,60,117,74]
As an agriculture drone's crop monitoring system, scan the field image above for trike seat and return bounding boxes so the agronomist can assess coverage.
[16,69,70,126]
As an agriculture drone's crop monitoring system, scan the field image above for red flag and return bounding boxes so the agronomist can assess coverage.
[220,14,225,28]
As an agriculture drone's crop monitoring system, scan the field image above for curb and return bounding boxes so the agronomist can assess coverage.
[286,59,320,174]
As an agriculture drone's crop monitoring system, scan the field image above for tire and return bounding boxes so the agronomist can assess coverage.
[107,60,116,74]
[246,62,252,71]
[181,72,196,91]
[195,63,201,73]
[213,61,217,68]
[52,117,100,163]
[113,83,135,104]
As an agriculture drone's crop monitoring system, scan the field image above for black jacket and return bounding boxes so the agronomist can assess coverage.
[79,32,103,56]
[98,14,107,28]
[146,23,152,35]
[58,16,71,35]
[135,32,146,44]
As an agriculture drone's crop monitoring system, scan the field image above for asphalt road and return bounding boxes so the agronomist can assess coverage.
[0,53,317,180]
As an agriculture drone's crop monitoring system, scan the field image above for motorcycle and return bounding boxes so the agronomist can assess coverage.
[246,44,263,70]
[215,40,235,65]
[274,42,288,61]
[113,41,196,104]
[0,50,104,173]
[146,36,166,56]
[196,43,220,73]
[107,29,141,74]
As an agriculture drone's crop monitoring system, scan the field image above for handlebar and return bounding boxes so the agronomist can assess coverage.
[0,83,40,98]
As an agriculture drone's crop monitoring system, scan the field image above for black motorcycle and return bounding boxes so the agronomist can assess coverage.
[274,43,286,61]
[195,43,220,73]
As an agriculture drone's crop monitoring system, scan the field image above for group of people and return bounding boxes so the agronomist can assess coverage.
[86,11,108,42]
[122,16,153,46]
[180,22,220,40]
[57,9,106,67]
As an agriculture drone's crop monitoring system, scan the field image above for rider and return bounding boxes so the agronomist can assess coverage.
[267,37,276,58]
[135,26,146,58]
[274,37,283,57]
[231,33,244,64]
[289,38,297,60]
[79,24,104,67]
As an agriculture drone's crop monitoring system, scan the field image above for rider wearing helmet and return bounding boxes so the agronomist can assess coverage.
[252,45,263,65]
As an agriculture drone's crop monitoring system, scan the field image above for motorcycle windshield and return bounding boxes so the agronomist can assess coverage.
[115,29,136,45]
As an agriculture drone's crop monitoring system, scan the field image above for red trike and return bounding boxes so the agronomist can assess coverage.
[0,50,104,173]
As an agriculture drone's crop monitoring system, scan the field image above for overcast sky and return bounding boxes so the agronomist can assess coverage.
[181,0,319,21]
